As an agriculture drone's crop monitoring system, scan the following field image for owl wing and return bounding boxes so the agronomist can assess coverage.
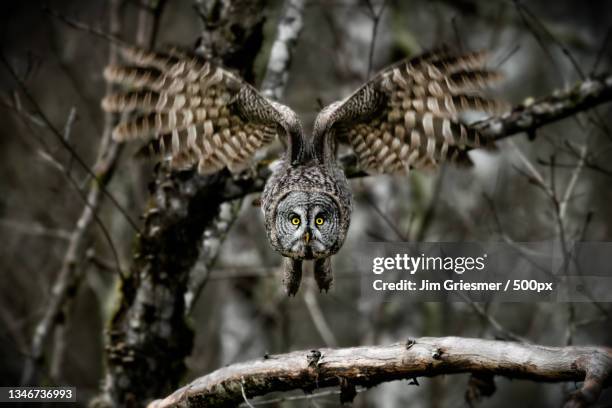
[102,47,303,174]
[313,49,507,173]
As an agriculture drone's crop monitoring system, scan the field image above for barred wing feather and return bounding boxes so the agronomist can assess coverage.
[102,47,302,174]
[314,49,507,173]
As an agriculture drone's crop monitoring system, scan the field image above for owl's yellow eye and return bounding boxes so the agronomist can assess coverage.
[291,217,301,225]
[315,217,325,226]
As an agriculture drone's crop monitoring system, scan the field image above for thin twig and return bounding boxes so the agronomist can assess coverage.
[0,219,71,241]
[559,143,588,220]
[43,6,129,47]
[508,139,553,196]
[451,15,464,52]
[494,44,521,69]
[364,195,407,241]
[62,107,77,173]
[303,283,339,347]
[591,24,612,75]
[362,0,388,79]
[414,165,447,242]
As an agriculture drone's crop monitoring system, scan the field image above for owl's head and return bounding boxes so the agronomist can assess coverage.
[268,191,347,260]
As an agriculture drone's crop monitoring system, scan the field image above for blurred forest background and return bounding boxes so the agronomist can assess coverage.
[1,0,612,407]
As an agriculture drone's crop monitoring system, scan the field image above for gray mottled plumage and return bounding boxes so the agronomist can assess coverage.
[103,46,505,295]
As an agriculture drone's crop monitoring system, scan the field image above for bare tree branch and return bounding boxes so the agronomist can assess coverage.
[148,337,612,408]
[476,74,612,142]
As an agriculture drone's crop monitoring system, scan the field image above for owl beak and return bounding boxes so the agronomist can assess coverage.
[303,231,310,244]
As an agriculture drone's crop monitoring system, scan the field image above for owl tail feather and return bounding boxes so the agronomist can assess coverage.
[314,258,333,293]
[282,258,303,296]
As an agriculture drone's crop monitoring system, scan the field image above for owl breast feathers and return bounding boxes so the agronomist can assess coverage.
[102,45,506,295]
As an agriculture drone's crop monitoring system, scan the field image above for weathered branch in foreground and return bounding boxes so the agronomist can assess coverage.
[148,337,612,408]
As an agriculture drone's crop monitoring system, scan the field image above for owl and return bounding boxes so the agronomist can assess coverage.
[102,46,505,295]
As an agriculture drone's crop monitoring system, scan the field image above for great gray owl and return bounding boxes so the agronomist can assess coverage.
[102,46,505,295]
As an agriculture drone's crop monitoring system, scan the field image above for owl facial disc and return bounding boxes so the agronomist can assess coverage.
[270,191,342,260]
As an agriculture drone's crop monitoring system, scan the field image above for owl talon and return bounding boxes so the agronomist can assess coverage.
[314,257,333,293]
[282,257,303,296]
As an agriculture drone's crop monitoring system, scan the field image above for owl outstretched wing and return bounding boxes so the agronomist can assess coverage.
[102,47,303,174]
[313,49,507,173]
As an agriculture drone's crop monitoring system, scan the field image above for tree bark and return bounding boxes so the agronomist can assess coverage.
[148,337,612,408]
[94,1,267,407]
